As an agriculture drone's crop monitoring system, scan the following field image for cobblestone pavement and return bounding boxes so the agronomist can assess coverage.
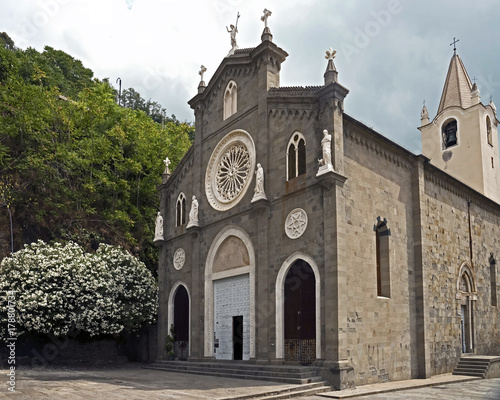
[0,366,302,399]
[1,366,499,399]
[305,378,500,400]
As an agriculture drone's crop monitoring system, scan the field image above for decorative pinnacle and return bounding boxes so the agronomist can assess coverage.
[261,8,272,28]
[325,47,337,60]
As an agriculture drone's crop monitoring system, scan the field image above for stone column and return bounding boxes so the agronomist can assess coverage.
[189,228,202,359]
[156,186,169,360]
[411,155,432,378]
[252,201,270,362]
[191,105,205,360]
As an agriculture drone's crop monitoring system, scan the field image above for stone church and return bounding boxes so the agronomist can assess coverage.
[155,21,500,389]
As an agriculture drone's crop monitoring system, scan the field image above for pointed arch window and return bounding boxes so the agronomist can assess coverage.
[486,116,493,146]
[223,80,237,120]
[176,193,187,227]
[490,254,497,307]
[375,217,391,298]
[287,132,306,180]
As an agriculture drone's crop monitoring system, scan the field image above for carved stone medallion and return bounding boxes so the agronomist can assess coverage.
[173,248,185,270]
[285,208,308,239]
[205,130,256,211]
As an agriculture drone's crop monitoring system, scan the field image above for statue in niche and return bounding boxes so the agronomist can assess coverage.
[252,163,267,202]
[154,212,163,241]
[319,129,332,167]
[187,195,199,228]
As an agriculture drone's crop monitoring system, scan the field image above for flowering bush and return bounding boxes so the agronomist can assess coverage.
[0,240,157,340]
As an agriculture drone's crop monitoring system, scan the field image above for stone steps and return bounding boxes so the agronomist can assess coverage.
[222,382,332,400]
[452,357,490,378]
[145,360,325,385]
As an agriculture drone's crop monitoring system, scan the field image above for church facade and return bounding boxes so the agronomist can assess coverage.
[155,26,500,388]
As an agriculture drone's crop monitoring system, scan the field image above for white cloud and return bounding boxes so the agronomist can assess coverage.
[2,0,500,153]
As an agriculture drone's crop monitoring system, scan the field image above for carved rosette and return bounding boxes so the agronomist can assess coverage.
[285,208,308,239]
[173,248,185,270]
[205,130,256,211]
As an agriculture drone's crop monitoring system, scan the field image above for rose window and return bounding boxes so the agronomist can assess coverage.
[205,130,256,211]
[215,144,251,201]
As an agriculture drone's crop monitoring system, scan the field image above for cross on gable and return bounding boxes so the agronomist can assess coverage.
[325,47,336,60]
[261,8,272,28]
[199,65,207,82]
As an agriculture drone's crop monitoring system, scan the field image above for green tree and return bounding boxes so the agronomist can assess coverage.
[0,43,193,271]
[120,87,180,125]
[0,32,14,50]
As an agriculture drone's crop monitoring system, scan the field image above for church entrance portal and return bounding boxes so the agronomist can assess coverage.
[213,275,250,360]
[284,260,316,363]
[173,285,189,360]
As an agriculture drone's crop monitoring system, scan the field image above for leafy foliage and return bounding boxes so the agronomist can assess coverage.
[0,32,14,50]
[119,87,179,125]
[0,240,158,339]
[0,43,193,271]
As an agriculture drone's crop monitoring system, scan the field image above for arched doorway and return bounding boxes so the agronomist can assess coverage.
[276,253,321,364]
[173,285,189,360]
[457,263,476,354]
[168,282,190,359]
[284,259,316,363]
[204,226,256,360]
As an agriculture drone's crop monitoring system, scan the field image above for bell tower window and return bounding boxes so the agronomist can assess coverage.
[223,80,237,120]
[442,119,458,149]
[487,116,493,146]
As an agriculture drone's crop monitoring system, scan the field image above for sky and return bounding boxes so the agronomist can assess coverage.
[2,0,500,154]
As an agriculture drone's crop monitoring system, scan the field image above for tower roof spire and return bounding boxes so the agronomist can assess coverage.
[437,51,473,115]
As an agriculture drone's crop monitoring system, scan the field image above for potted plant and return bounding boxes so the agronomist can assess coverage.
[164,324,176,360]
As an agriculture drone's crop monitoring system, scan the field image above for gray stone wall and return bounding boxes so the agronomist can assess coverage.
[422,168,500,375]
[342,117,415,385]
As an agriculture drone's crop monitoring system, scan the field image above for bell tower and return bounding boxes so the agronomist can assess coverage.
[419,46,500,203]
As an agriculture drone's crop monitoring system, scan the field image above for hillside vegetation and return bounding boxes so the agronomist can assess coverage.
[0,39,193,272]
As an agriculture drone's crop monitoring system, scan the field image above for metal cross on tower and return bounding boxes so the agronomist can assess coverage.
[450,37,459,55]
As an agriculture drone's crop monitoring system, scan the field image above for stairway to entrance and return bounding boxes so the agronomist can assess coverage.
[144,360,332,398]
[452,356,492,378]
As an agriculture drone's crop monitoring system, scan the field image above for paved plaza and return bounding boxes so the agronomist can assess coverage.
[0,366,499,399]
